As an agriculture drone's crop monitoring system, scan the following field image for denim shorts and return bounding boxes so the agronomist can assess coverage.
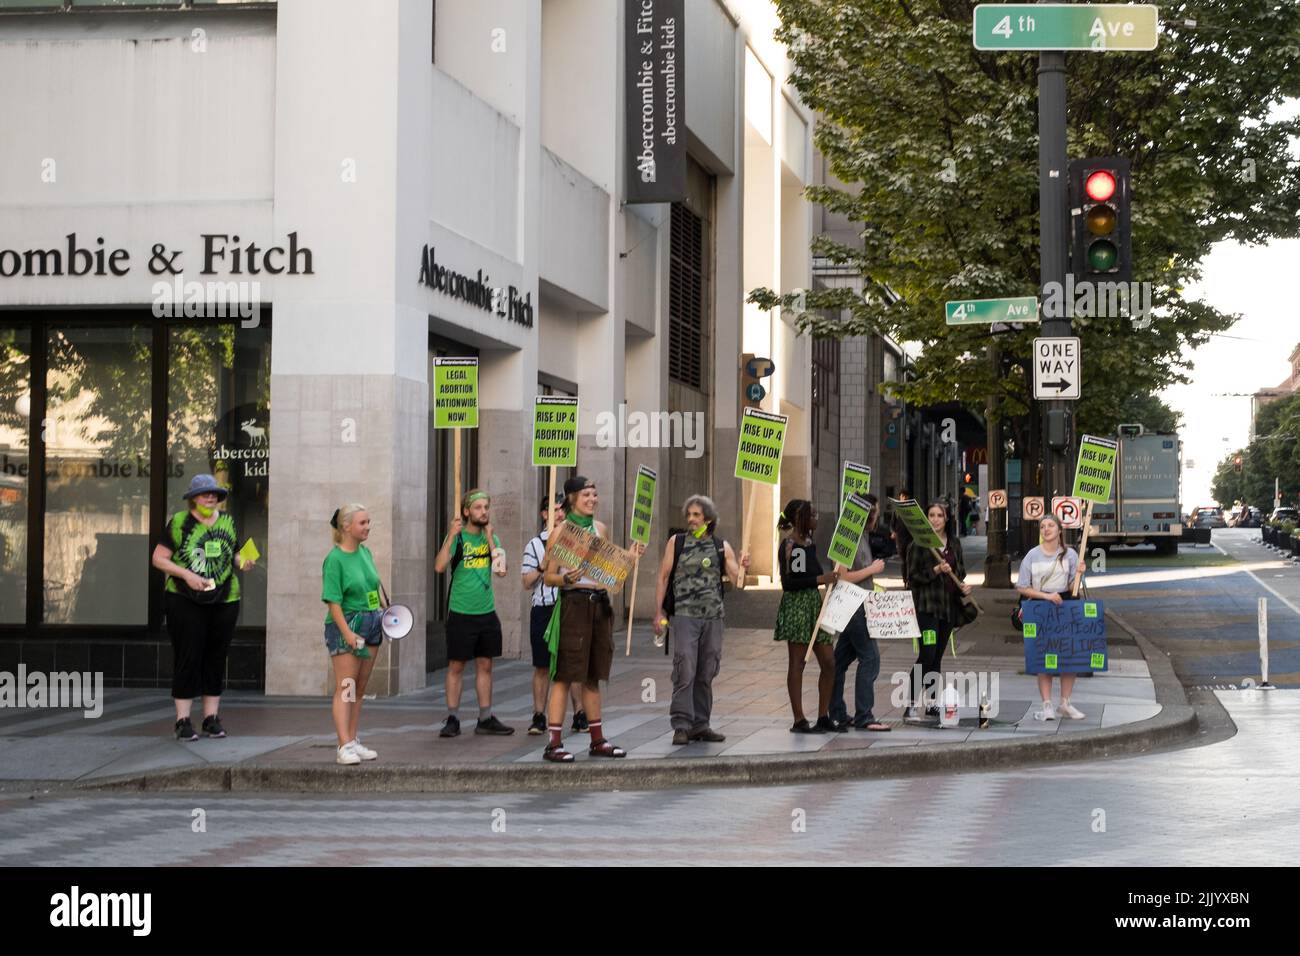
[324,610,384,656]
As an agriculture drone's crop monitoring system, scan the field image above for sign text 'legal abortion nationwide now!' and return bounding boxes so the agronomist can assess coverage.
[433,357,479,429]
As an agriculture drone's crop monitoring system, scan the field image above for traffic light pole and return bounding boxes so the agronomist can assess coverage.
[984,340,1011,586]
[1038,45,1074,514]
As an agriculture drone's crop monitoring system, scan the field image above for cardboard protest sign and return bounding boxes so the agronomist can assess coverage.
[864,591,922,639]
[532,396,578,467]
[629,465,657,545]
[433,358,479,428]
[827,494,872,567]
[734,407,788,485]
[1072,434,1119,503]
[546,520,636,594]
[889,497,944,549]
[820,580,869,634]
[1021,598,1108,673]
[839,461,872,506]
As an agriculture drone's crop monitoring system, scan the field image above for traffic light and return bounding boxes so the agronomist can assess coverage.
[739,353,773,410]
[1234,454,1243,474]
[1069,156,1131,284]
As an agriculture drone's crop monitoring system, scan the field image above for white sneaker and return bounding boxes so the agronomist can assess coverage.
[336,743,362,765]
[350,738,378,760]
[1034,700,1057,721]
[1058,699,1086,720]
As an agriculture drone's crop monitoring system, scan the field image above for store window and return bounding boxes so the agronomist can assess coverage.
[0,314,270,637]
[0,327,30,624]
[44,325,153,625]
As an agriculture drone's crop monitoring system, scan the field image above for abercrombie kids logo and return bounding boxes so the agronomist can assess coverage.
[418,245,534,328]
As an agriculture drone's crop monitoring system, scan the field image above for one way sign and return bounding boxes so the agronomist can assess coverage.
[1033,337,1080,400]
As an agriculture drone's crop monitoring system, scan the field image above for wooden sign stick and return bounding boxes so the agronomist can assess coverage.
[804,562,845,663]
[452,427,463,514]
[929,547,982,613]
[741,483,758,572]
[625,555,640,656]
[1071,500,1094,596]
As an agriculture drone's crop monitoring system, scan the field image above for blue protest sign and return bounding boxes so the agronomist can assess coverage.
[1022,599,1107,674]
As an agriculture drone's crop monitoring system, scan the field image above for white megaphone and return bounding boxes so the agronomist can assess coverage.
[381,604,414,640]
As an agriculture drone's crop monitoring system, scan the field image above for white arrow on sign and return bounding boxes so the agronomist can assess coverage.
[1033,337,1081,400]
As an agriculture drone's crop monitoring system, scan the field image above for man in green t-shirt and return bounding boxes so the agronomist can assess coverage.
[433,489,513,737]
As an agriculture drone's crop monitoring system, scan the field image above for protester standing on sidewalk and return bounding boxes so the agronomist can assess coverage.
[151,474,255,742]
[539,476,645,762]
[829,494,889,731]
[905,501,972,720]
[433,490,513,738]
[521,495,584,735]
[320,503,384,765]
[774,500,840,733]
[1016,514,1085,721]
[653,495,750,745]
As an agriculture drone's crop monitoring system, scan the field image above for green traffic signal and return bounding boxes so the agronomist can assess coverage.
[1088,240,1118,271]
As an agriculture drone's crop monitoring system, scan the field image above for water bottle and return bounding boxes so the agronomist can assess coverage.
[978,694,990,729]
[654,618,668,648]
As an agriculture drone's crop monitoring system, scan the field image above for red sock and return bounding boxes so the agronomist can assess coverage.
[588,719,604,744]
[548,725,563,748]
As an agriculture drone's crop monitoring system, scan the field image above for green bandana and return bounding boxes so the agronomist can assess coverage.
[691,524,708,539]
[466,491,489,505]
[565,511,595,529]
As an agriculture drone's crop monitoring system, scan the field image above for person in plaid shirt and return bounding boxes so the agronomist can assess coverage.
[904,501,972,721]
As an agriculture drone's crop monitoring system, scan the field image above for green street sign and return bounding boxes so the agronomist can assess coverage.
[629,465,657,545]
[828,494,872,568]
[1072,434,1119,503]
[532,396,578,467]
[433,357,479,428]
[973,4,1159,51]
[945,296,1040,326]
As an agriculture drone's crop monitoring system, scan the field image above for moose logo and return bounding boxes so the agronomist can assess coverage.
[240,418,267,446]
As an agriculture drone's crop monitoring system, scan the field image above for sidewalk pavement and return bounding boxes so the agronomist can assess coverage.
[0,557,1199,793]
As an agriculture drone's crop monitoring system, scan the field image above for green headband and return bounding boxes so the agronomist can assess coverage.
[465,491,489,505]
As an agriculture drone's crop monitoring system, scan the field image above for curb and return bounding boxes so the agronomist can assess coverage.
[79,609,1198,794]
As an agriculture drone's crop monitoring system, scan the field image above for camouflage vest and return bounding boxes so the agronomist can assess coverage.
[670,534,726,620]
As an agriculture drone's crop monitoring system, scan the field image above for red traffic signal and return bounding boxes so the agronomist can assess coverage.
[1070,157,1132,283]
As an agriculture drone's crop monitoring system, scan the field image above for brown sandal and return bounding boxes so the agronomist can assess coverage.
[588,739,626,758]
[543,744,574,763]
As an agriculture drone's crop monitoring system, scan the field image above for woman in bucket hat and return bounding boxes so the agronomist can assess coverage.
[150,474,256,741]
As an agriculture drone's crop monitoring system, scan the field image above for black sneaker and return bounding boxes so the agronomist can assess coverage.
[475,715,515,736]
[791,718,821,734]
[174,718,198,742]
[814,715,843,734]
[571,710,589,733]
[439,715,461,738]
[201,715,227,739]
[527,712,546,735]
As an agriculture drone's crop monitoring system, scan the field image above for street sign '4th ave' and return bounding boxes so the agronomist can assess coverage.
[946,296,1039,326]
[973,4,1159,52]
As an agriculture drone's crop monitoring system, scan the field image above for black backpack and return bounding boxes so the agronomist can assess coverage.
[663,532,727,616]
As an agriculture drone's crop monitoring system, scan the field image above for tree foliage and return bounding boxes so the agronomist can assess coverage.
[750,0,1300,435]
[1217,390,1300,509]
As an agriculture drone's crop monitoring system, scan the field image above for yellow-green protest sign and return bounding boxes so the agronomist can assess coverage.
[532,396,578,466]
[734,407,787,485]
[1072,434,1119,503]
[840,461,872,506]
[629,465,657,545]
[889,497,944,549]
[828,493,872,567]
[433,357,478,428]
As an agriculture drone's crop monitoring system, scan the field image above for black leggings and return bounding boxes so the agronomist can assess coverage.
[166,592,240,699]
[911,612,954,708]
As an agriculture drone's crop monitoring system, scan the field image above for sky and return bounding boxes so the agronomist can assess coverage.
[1164,98,1300,508]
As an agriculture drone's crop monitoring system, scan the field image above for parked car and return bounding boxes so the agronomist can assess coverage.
[1270,507,1299,524]
[1190,507,1227,529]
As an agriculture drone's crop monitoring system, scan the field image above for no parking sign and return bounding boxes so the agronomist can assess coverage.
[1051,496,1085,529]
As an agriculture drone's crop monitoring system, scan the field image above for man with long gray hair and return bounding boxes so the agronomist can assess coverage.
[653,495,749,745]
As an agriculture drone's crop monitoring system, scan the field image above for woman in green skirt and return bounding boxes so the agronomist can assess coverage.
[775,500,840,733]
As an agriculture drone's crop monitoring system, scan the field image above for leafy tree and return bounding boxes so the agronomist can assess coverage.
[750,0,1300,438]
